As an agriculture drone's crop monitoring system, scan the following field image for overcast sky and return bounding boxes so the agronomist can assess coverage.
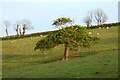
[0,0,119,37]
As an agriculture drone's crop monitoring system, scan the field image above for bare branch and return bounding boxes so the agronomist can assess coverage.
[94,8,108,25]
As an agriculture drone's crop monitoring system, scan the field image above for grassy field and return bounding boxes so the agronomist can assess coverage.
[2,26,118,78]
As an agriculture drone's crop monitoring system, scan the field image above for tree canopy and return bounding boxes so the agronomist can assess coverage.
[52,17,73,29]
[94,8,108,25]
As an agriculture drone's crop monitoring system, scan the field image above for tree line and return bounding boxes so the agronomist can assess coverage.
[83,8,108,27]
[3,19,33,37]
[3,8,107,37]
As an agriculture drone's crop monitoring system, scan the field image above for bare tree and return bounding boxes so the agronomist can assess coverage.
[84,16,92,27]
[13,21,21,36]
[94,8,108,26]
[19,26,22,36]
[3,21,10,36]
[84,10,94,27]
[21,19,33,35]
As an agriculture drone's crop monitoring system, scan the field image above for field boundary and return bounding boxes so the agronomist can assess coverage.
[1,22,119,40]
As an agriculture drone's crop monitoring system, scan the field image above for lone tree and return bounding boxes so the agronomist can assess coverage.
[21,19,33,35]
[34,25,99,61]
[94,8,108,26]
[52,17,73,29]
[3,21,10,36]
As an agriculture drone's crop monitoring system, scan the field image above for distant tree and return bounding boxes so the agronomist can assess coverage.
[3,21,10,36]
[34,25,99,61]
[94,8,108,26]
[84,16,92,27]
[52,17,73,29]
[19,26,22,35]
[83,10,94,27]
[13,21,21,36]
[16,24,19,36]
[21,19,33,35]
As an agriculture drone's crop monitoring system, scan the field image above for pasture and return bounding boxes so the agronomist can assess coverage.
[2,26,118,78]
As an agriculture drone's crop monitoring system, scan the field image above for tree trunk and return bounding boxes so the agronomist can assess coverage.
[23,24,26,35]
[16,25,19,36]
[19,28,22,36]
[63,47,69,61]
[5,25,9,36]
[6,28,8,36]
[87,23,89,27]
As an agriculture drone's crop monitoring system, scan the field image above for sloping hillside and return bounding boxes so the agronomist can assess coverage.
[2,26,118,78]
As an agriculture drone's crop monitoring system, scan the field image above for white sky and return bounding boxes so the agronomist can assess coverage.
[0,0,119,37]
[0,0,119,2]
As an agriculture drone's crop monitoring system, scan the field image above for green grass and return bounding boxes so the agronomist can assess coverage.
[2,26,118,78]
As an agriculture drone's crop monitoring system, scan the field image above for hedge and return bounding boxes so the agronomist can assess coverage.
[87,22,120,29]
